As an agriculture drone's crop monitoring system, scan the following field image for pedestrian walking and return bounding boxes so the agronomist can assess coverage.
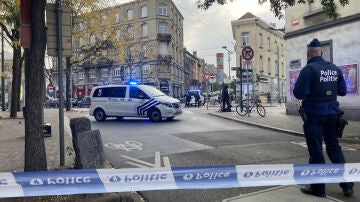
[185,93,191,108]
[194,91,201,107]
[221,85,231,112]
[293,38,354,197]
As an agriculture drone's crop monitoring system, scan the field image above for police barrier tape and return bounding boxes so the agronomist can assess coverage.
[1,163,360,198]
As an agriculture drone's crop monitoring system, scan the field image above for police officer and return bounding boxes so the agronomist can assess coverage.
[222,85,231,112]
[293,38,354,197]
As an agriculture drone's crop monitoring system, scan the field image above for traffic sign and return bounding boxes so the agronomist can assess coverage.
[209,73,216,84]
[204,74,210,80]
[242,46,254,60]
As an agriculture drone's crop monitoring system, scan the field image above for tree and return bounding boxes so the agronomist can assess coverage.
[196,0,350,19]
[0,0,23,118]
[62,0,113,111]
[24,0,47,171]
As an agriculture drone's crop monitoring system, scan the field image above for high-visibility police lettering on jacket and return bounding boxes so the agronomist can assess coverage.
[293,56,347,115]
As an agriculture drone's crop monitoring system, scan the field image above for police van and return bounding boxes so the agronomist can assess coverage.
[89,84,182,122]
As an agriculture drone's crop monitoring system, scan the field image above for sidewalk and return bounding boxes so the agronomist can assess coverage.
[203,103,360,142]
[0,109,138,202]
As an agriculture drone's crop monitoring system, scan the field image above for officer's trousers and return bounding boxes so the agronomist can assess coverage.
[303,114,353,192]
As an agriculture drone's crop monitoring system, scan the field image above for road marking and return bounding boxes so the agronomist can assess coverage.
[291,142,356,151]
[104,141,143,151]
[121,152,171,168]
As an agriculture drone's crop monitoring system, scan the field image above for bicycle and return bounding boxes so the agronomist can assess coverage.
[236,99,266,117]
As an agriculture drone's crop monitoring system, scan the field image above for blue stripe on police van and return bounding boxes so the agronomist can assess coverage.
[171,166,238,189]
[97,167,177,192]
[293,164,345,185]
[0,173,24,198]
[236,164,295,187]
[12,169,105,197]
[137,99,160,116]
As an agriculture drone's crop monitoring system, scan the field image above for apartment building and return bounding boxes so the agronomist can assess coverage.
[70,0,184,97]
[285,0,360,120]
[231,12,285,101]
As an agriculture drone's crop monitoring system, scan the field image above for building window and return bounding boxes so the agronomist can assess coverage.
[275,41,278,51]
[89,69,97,78]
[158,4,167,16]
[267,58,271,74]
[258,33,263,48]
[259,56,263,72]
[159,42,168,55]
[267,37,271,51]
[78,23,84,31]
[113,67,121,77]
[141,23,148,37]
[90,34,96,45]
[275,60,278,76]
[140,6,147,18]
[127,26,133,37]
[102,32,107,40]
[115,13,120,23]
[102,69,109,77]
[158,22,168,34]
[281,62,284,76]
[127,9,133,20]
[101,15,107,25]
[242,32,250,46]
[142,64,150,74]
[78,71,85,79]
[116,30,121,41]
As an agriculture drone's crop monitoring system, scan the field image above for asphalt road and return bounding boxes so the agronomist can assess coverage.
[89,108,360,202]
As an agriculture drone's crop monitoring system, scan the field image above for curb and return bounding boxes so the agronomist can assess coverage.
[208,112,360,144]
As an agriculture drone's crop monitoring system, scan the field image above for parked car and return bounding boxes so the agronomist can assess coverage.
[71,97,82,107]
[77,96,91,108]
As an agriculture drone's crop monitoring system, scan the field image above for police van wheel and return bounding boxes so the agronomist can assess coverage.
[94,109,106,122]
[149,109,162,122]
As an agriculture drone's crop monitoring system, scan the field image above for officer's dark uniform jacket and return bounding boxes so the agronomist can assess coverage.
[293,56,347,115]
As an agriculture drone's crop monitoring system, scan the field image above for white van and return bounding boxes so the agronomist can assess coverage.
[89,84,182,122]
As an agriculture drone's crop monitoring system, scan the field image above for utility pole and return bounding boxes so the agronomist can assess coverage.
[56,0,65,166]
[222,46,232,83]
[1,28,5,111]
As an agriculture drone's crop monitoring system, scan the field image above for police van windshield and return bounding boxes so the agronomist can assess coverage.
[140,85,166,97]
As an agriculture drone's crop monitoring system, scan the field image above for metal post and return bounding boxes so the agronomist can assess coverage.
[246,61,250,116]
[1,28,5,111]
[227,52,231,82]
[277,46,281,104]
[56,0,65,166]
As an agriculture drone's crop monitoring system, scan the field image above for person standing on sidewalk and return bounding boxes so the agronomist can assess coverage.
[221,85,231,112]
[293,38,354,197]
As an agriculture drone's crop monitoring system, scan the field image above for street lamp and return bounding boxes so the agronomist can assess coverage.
[222,46,232,83]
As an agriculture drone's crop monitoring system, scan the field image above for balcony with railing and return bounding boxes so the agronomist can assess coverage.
[157,33,172,42]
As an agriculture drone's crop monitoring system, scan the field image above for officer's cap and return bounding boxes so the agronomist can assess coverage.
[307,38,321,47]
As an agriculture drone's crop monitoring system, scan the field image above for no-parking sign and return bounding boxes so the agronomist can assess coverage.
[242,46,254,61]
